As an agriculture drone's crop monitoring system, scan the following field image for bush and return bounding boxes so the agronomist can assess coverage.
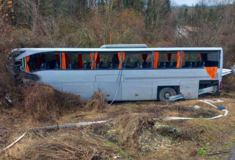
[24,84,85,123]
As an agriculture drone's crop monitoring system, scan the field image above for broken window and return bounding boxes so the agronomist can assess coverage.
[96,52,119,69]
[156,52,178,69]
[123,52,152,69]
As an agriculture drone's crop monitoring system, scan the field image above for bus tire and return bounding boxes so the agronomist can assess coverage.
[159,87,177,102]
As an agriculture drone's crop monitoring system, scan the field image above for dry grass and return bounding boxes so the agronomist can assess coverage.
[85,90,107,112]
[21,130,116,160]
[0,96,235,160]
[112,113,155,147]
[24,84,85,123]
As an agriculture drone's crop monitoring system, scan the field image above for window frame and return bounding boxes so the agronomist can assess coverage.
[21,50,221,72]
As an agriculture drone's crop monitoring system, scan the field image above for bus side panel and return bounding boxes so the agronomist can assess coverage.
[180,80,199,99]
[63,83,94,100]
[152,82,158,100]
[95,82,122,101]
[122,82,153,100]
[35,71,96,100]
[95,74,123,101]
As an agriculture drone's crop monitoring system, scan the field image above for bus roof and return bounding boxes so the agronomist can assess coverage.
[100,44,148,48]
[14,47,223,60]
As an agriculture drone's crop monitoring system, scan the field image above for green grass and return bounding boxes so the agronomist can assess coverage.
[105,141,136,160]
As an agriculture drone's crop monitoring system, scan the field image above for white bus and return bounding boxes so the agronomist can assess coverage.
[13,45,224,102]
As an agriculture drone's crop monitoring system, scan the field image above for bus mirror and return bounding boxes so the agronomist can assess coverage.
[231,66,235,77]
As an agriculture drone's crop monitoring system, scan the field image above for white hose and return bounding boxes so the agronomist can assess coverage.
[0,132,27,154]
[109,69,123,105]
[163,100,228,120]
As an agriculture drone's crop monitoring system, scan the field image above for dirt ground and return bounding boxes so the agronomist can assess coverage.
[0,92,235,160]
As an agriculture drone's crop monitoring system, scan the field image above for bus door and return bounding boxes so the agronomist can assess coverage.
[121,52,153,101]
[94,53,123,101]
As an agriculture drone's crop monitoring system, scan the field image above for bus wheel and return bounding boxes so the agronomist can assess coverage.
[159,87,176,102]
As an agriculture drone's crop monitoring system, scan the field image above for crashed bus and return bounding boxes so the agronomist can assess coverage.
[12,45,227,102]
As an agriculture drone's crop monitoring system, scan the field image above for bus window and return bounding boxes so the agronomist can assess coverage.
[64,53,92,70]
[41,54,60,70]
[182,52,220,68]
[204,52,220,68]
[123,52,152,69]
[26,53,61,72]
[67,53,78,69]
[182,52,202,68]
[97,52,119,69]
[158,52,178,69]
[82,54,93,70]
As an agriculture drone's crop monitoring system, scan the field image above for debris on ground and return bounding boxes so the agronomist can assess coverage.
[204,99,224,103]
[143,105,219,119]
[193,105,201,109]
[169,94,185,102]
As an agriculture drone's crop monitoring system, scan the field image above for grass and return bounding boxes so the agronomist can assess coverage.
[105,141,136,160]
[0,95,235,159]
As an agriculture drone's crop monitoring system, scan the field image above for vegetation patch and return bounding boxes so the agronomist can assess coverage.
[85,90,107,112]
[24,84,85,123]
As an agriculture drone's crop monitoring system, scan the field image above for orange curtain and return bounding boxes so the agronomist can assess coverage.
[176,51,181,68]
[117,52,125,69]
[26,56,30,72]
[62,52,67,69]
[36,54,42,69]
[153,52,159,68]
[94,52,99,69]
[182,51,185,65]
[90,53,94,69]
[118,52,122,69]
[167,53,172,61]
[78,54,83,69]
[205,67,218,80]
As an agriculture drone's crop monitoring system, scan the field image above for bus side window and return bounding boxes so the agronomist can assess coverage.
[123,52,152,69]
[28,53,60,71]
[182,52,202,68]
[157,52,177,69]
[63,53,92,70]
[97,53,119,70]
[205,52,220,67]
[83,54,92,69]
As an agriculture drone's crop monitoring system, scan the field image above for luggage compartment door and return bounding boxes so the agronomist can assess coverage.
[180,80,199,99]
[122,82,153,100]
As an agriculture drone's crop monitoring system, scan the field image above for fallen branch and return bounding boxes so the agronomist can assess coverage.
[207,151,231,156]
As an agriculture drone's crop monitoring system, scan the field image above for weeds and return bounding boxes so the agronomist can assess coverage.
[24,84,85,123]
[85,90,107,112]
